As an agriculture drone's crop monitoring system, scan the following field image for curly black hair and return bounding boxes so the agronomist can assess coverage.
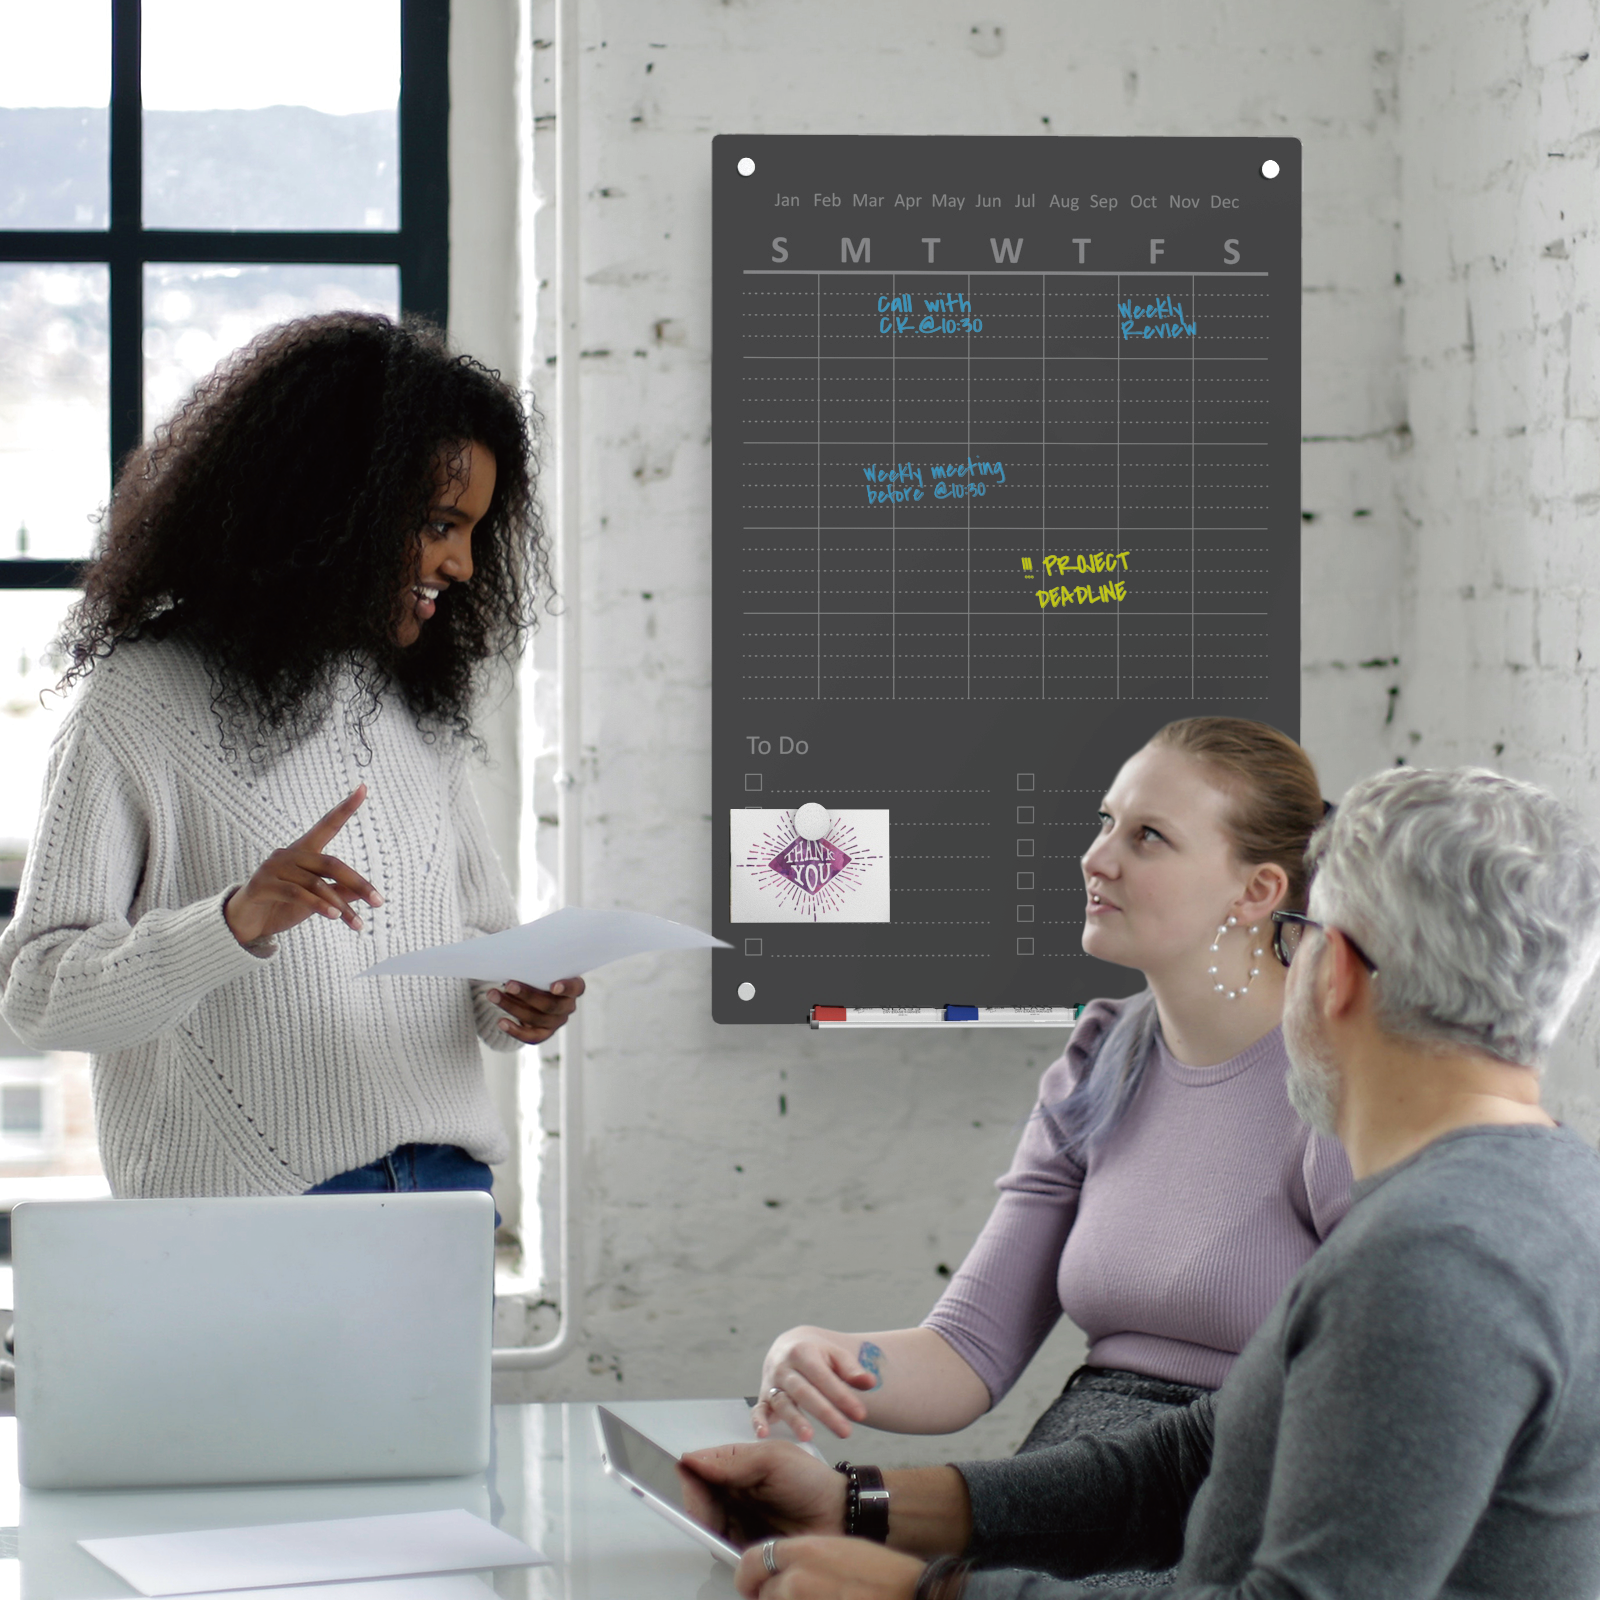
[62,312,548,751]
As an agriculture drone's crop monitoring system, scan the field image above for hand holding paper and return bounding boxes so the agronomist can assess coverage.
[365,906,730,990]
[483,975,585,1044]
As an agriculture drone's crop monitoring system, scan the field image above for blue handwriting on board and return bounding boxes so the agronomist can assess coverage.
[1119,295,1197,340]
[931,458,1005,500]
[863,458,1006,504]
[877,291,983,335]
[863,462,925,504]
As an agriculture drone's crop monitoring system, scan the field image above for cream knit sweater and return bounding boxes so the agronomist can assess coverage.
[0,635,520,1197]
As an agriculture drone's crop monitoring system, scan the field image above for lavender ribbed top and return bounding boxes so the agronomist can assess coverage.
[923,997,1353,1396]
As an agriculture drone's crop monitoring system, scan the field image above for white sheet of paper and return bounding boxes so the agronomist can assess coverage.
[79,1509,545,1596]
[362,906,730,988]
[135,1578,501,1600]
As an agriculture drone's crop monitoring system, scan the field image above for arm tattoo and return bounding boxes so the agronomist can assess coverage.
[858,1340,885,1388]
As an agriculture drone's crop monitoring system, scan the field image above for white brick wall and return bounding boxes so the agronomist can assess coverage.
[487,0,1421,1460]
[497,0,1600,1457]
[1393,0,1600,1130]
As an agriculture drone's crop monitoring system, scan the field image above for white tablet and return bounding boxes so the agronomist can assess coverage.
[594,1405,770,1567]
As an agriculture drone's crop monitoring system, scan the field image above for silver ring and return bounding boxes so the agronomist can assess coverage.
[767,1385,782,1401]
[762,1539,779,1575]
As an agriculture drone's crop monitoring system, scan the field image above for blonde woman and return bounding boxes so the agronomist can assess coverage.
[756,719,1350,1462]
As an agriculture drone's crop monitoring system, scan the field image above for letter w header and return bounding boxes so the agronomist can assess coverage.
[990,237,1023,264]
[841,237,871,263]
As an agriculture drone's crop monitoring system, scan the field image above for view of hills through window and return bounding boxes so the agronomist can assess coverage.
[0,107,398,232]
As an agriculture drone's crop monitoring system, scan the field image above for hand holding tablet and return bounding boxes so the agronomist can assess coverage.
[594,1407,770,1566]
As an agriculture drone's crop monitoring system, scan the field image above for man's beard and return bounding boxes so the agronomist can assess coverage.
[1284,979,1343,1137]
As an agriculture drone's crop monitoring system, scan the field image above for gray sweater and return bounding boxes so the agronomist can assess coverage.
[956,1124,1600,1600]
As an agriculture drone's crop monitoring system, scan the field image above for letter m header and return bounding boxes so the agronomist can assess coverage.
[841,237,871,263]
[990,237,1023,264]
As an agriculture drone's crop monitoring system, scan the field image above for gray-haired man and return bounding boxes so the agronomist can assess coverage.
[688,766,1600,1600]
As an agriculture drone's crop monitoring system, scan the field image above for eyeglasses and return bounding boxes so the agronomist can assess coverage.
[1271,911,1379,975]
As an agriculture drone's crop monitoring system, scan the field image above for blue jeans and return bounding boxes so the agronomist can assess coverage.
[306,1142,499,1226]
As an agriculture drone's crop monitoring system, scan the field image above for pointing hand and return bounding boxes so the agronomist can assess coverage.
[224,786,382,947]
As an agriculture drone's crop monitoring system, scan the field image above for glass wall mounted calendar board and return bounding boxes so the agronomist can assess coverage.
[712,136,1300,1024]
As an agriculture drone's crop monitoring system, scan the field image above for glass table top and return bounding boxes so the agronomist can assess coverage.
[0,1399,769,1600]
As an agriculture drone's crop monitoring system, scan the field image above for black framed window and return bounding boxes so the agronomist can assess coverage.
[1,0,448,589]
[0,0,447,920]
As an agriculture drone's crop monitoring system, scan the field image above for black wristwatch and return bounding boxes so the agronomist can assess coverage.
[835,1460,890,1542]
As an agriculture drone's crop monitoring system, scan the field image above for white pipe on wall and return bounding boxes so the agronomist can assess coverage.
[492,0,583,1374]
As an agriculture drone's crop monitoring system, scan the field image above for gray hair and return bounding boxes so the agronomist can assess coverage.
[1307,766,1600,1067]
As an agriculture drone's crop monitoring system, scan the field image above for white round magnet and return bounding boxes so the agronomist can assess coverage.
[794,802,831,840]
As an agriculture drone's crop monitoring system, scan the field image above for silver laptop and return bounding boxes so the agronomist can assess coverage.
[12,1192,494,1489]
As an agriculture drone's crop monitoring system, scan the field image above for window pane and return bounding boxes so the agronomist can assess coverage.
[1,1086,44,1137]
[0,265,110,561]
[0,0,110,230]
[143,0,399,231]
[143,263,400,432]
[0,591,78,886]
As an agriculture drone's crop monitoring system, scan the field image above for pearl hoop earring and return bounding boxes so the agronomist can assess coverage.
[1208,918,1264,1001]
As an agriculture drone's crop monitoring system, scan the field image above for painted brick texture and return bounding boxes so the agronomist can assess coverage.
[504,0,1600,1457]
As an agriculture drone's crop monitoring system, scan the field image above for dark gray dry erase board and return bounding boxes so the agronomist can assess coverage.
[712,136,1300,1024]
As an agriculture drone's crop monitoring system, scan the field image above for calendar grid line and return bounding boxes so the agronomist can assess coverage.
[1040,274,1047,697]
[743,268,1272,277]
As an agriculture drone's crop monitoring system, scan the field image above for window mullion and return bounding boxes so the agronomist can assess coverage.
[0,234,110,263]
[398,0,449,324]
[109,0,143,473]
[138,232,404,265]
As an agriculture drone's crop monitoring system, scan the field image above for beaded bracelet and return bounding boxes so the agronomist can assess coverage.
[914,1555,973,1600]
[833,1460,890,1542]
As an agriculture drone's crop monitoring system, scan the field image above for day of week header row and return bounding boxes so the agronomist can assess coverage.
[777,191,1245,213]
[764,235,1253,267]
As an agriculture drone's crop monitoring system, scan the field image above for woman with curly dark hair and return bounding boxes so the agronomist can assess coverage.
[0,312,582,1201]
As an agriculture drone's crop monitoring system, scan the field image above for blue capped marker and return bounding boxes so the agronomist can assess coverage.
[944,1005,980,1022]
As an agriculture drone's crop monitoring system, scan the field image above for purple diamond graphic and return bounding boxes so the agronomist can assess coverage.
[770,835,851,896]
